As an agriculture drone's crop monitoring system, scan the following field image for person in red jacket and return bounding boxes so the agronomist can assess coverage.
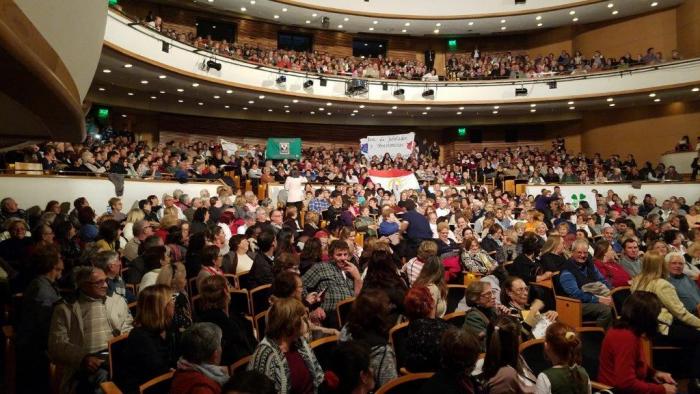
[171,322,230,394]
[592,240,631,288]
[598,291,679,394]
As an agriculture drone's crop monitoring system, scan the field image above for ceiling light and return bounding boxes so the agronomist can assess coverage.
[373,20,378,24]
[537,23,543,27]
[387,111,393,114]
[568,101,574,105]
[651,2,658,6]
[569,106,575,110]
[225,105,230,108]
[123,64,132,68]
[259,95,265,99]
[608,3,614,8]
[140,80,148,84]
[606,97,614,102]
[494,105,500,109]
[456,111,462,115]
[250,0,255,3]
[192,83,199,87]
[501,26,507,30]
[213,95,220,99]
[273,15,279,19]
[458,106,464,110]
[226,89,233,94]
[536,15,542,20]
[337,24,343,28]
[128,92,134,96]
[310,111,315,115]
[369,27,374,31]
[530,103,537,107]
[649,93,656,97]
[612,10,618,15]
[243,107,248,110]
[405,22,410,26]
[305,20,310,24]
[150,96,156,99]
[282,7,287,12]
[422,112,428,115]
[402,29,407,33]
[468,21,474,26]
[102,69,111,73]
[500,19,506,23]
[435,23,441,27]
[350,113,356,116]
[312,13,317,17]
[392,105,398,109]
[344,17,349,21]
[326,102,332,106]
[353,109,359,113]
[609,103,616,107]
[434,29,440,34]
[285,110,290,113]
[359,105,365,108]
[159,90,165,94]
[572,17,579,22]
[654,98,661,102]
[268,109,273,112]
[492,110,499,114]
[293,99,300,103]
[121,114,127,118]
[177,88,184,92]
[98,87,105,91]
[425,106,431,110]
[158,75,166,79]
[248,100,254,104]
[240,7,246,11]
[569,10,576,15]
[178,99,184,103]
[198,102,204,106]
[327,112,332,115]
[318,107,324,111]
[693,88,700,92]
[530,109,536,113]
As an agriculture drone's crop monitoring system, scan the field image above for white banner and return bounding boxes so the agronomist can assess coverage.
[368,169,421,193]
[220,139,240,156]
[360,132,416,159]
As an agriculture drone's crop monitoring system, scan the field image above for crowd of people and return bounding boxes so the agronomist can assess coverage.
[2,127,700,394]
[113,5,682,83]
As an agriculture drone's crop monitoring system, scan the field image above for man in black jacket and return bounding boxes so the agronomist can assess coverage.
[247,229,276,290]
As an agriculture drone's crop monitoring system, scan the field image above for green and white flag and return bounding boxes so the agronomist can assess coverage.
[266,138,302,160]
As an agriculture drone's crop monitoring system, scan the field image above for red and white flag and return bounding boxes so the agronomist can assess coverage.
[368,169,420,193]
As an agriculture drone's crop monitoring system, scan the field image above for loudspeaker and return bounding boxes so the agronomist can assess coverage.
[162,41,170,53]
[303,80,314,89]
[515,87,528,96]
[382,82,388,91]
[320,78,327,87]
[469,130,482,143]
[505,130,518,142]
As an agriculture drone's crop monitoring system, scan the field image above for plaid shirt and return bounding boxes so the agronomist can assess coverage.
[301,261,354,316]
[308,197,330,213]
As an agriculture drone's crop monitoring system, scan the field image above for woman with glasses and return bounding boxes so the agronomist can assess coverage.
[156,261,192,336]
[463,281,499,351]
[501,276,558,341]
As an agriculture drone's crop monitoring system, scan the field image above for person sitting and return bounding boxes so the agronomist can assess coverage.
[92,250,134,303]
[507,232,553,285]
[196,245,225,293]
[340,289,398,389]
[139,245,170,291]
[418,328,482,394]
[481,224,507,264]
[593,239,631,288]
[536,322,591,394]
[248,297,324,394]
[413,255,448,318]
[538,235,568,273]
[619,238,642,278]
[461,237,501,285]
[558,239,613,328]
[598,291,680,394]
[483,315,537,393]
[463,281,499,351]
[170,323,230,394]
[403,285,450,373]
[48,266,133,393]
[361,249,408,324]
[666,252,700,315]
[248,229,276,289]
[156,262,193,336]
[271,271,338,337]
[302,240,362,328]
[401,240,438,287]
[501,276,557,341]
[320,341,375,394]
[435,222,460,256]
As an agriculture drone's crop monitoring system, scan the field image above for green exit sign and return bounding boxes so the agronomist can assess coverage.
[458,127,467,137]
[108,0,118,5]
[97,108,109,118]
[448,39,457,50]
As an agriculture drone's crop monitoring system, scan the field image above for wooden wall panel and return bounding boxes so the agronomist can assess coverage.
[676,0,700,58]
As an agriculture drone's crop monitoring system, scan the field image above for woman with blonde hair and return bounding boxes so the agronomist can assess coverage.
[244,191,258,212]
[539,234,568,272]
[414,255,448,318]
[156,262,192,334]
[123,208,145,241]
[117,284,177,392]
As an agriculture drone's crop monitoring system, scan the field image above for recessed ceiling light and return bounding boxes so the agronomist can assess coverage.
[359,105,365,108]
[243,107,248,110]
[569,10,576,15]
[123,64,132,68]
[530,103,537,107]
[226,89,233,94]
[501,26,507,30]
[213,95,220,99]
[248,100,254,104]
[285,110,290,113]
[392,105,397,109]
[177,88,184,92]
[327,112,332,115]
[433,29,440,34]
[198,102,204,106]
[494,105,500,109]
[369,27,374,31]
[158,75,166,79]
[293,99,299,103]
[609,103,616,107]
[150,96,156,99]
[225,105,230,108]
[312,13,317,17]
[651,2,658,6]
[102,69,111,73]
[338,24,343,28]
[693,88,700,92]
[572,17,579,22]
[405,22,411,26]
[500,19,506,23]
[402,29,407,33]
[530,109,536,113]
[250,0,255,3]
[569,106,575,110]
[128,92,134,96]
[373,20,378,24]
[121,114,127,118]
[654,98,661,102]
[273,15,279,19]
[350,113,356,116]
[649,93,656,97]
[140,80,148,84]
[568,101,574,105]
[282,7,287,12]
[456,111,462,115]
[606,97,614,102]
[326,102,332,106]
[422,112,428,115]
[98,87,105,91]
[468,21,474,26]
[608,3,614,8]
[192,83,199,87]
[353,109,359,113]
[537,23,543,27]
[612,10,618,15]
[458,106,464,110]
[240,7,246,11]
[259,95,265,99]
[425,106,431,110]
[344,17,349,21]
[283,105,290,108]
[178,99,184,103]
[159,90,165,94]
[318,107,324,111]
[387,111,393,114]
[305,20,310,24]
[535,15,542,20]
[435,23,441,27]
[492,110,499,114]
[268,109,273,112]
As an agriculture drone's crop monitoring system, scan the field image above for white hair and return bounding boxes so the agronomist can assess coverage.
[664,251,684,263]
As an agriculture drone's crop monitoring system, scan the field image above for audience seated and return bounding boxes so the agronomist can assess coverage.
[483,315,537,393]
[418,328,482,394]
[413,255,448,318]
[463,281,499,350]
[536,322,591,393]
[501,276,558,341]
[402,285,450,372]
[171,322,229,394]
[593,239,632,288]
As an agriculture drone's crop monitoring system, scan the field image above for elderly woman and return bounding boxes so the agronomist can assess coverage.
[501,276,558,340]
[171,323,230,393]
[685,242,700,279]
[197,245,225,293]
[249,297,324,394]
[403,286,450,373]
[666,252,700,316]
[157,262,192,335]
[463,281,499,351]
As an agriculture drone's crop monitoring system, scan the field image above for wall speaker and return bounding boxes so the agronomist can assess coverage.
[206,60,221,71]
[320,78,327,87]
[382,82,388,91]
[393,88,405,96]
[303,80,314,89]
[515,87,528,96]
[162,41,170,53]
[422,89,435,98]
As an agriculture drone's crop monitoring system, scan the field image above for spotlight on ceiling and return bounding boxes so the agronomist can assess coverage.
[394,88,405,97]
[206,60,221,71]
[422,89,435,98]
[303,80,314,89]
[276,75,287,84]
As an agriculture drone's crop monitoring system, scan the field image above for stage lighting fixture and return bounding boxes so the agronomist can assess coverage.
[515,87,528,96]
[422,89,435,98]
[276,75,287,84]
[393,88,405,96]
[206,60,221,71]
[303,80,314,89]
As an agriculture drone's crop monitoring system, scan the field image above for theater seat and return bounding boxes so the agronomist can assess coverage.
[139,370,174,394]
[335,297,355,328]
[442,310,466,328]
[375,372,434,394]
[389,322,410,371]
[310,334,339,371]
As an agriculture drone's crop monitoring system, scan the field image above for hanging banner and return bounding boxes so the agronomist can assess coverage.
[266,138,302,160]
[360,132,416,159]
[368,169,420,193]
[220,139,240,156]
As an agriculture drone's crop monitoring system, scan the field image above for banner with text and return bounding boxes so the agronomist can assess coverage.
[360,132,416,159]
[368,169,420,193]
[266,138,302,160]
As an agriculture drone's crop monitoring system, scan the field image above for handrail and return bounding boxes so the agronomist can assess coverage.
[107,9,700,89]
[0,170,229,185]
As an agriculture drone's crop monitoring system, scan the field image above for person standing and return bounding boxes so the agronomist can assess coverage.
[284,169,306,213]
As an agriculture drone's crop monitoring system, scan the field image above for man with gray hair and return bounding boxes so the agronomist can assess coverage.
[48,266,133,393]
[184,197,203,222]
[92,250,133,302]
[171,323,229,392]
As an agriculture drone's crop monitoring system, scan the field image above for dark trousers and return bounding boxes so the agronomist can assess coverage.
[656,322,700,378]
[582,302,613,329]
